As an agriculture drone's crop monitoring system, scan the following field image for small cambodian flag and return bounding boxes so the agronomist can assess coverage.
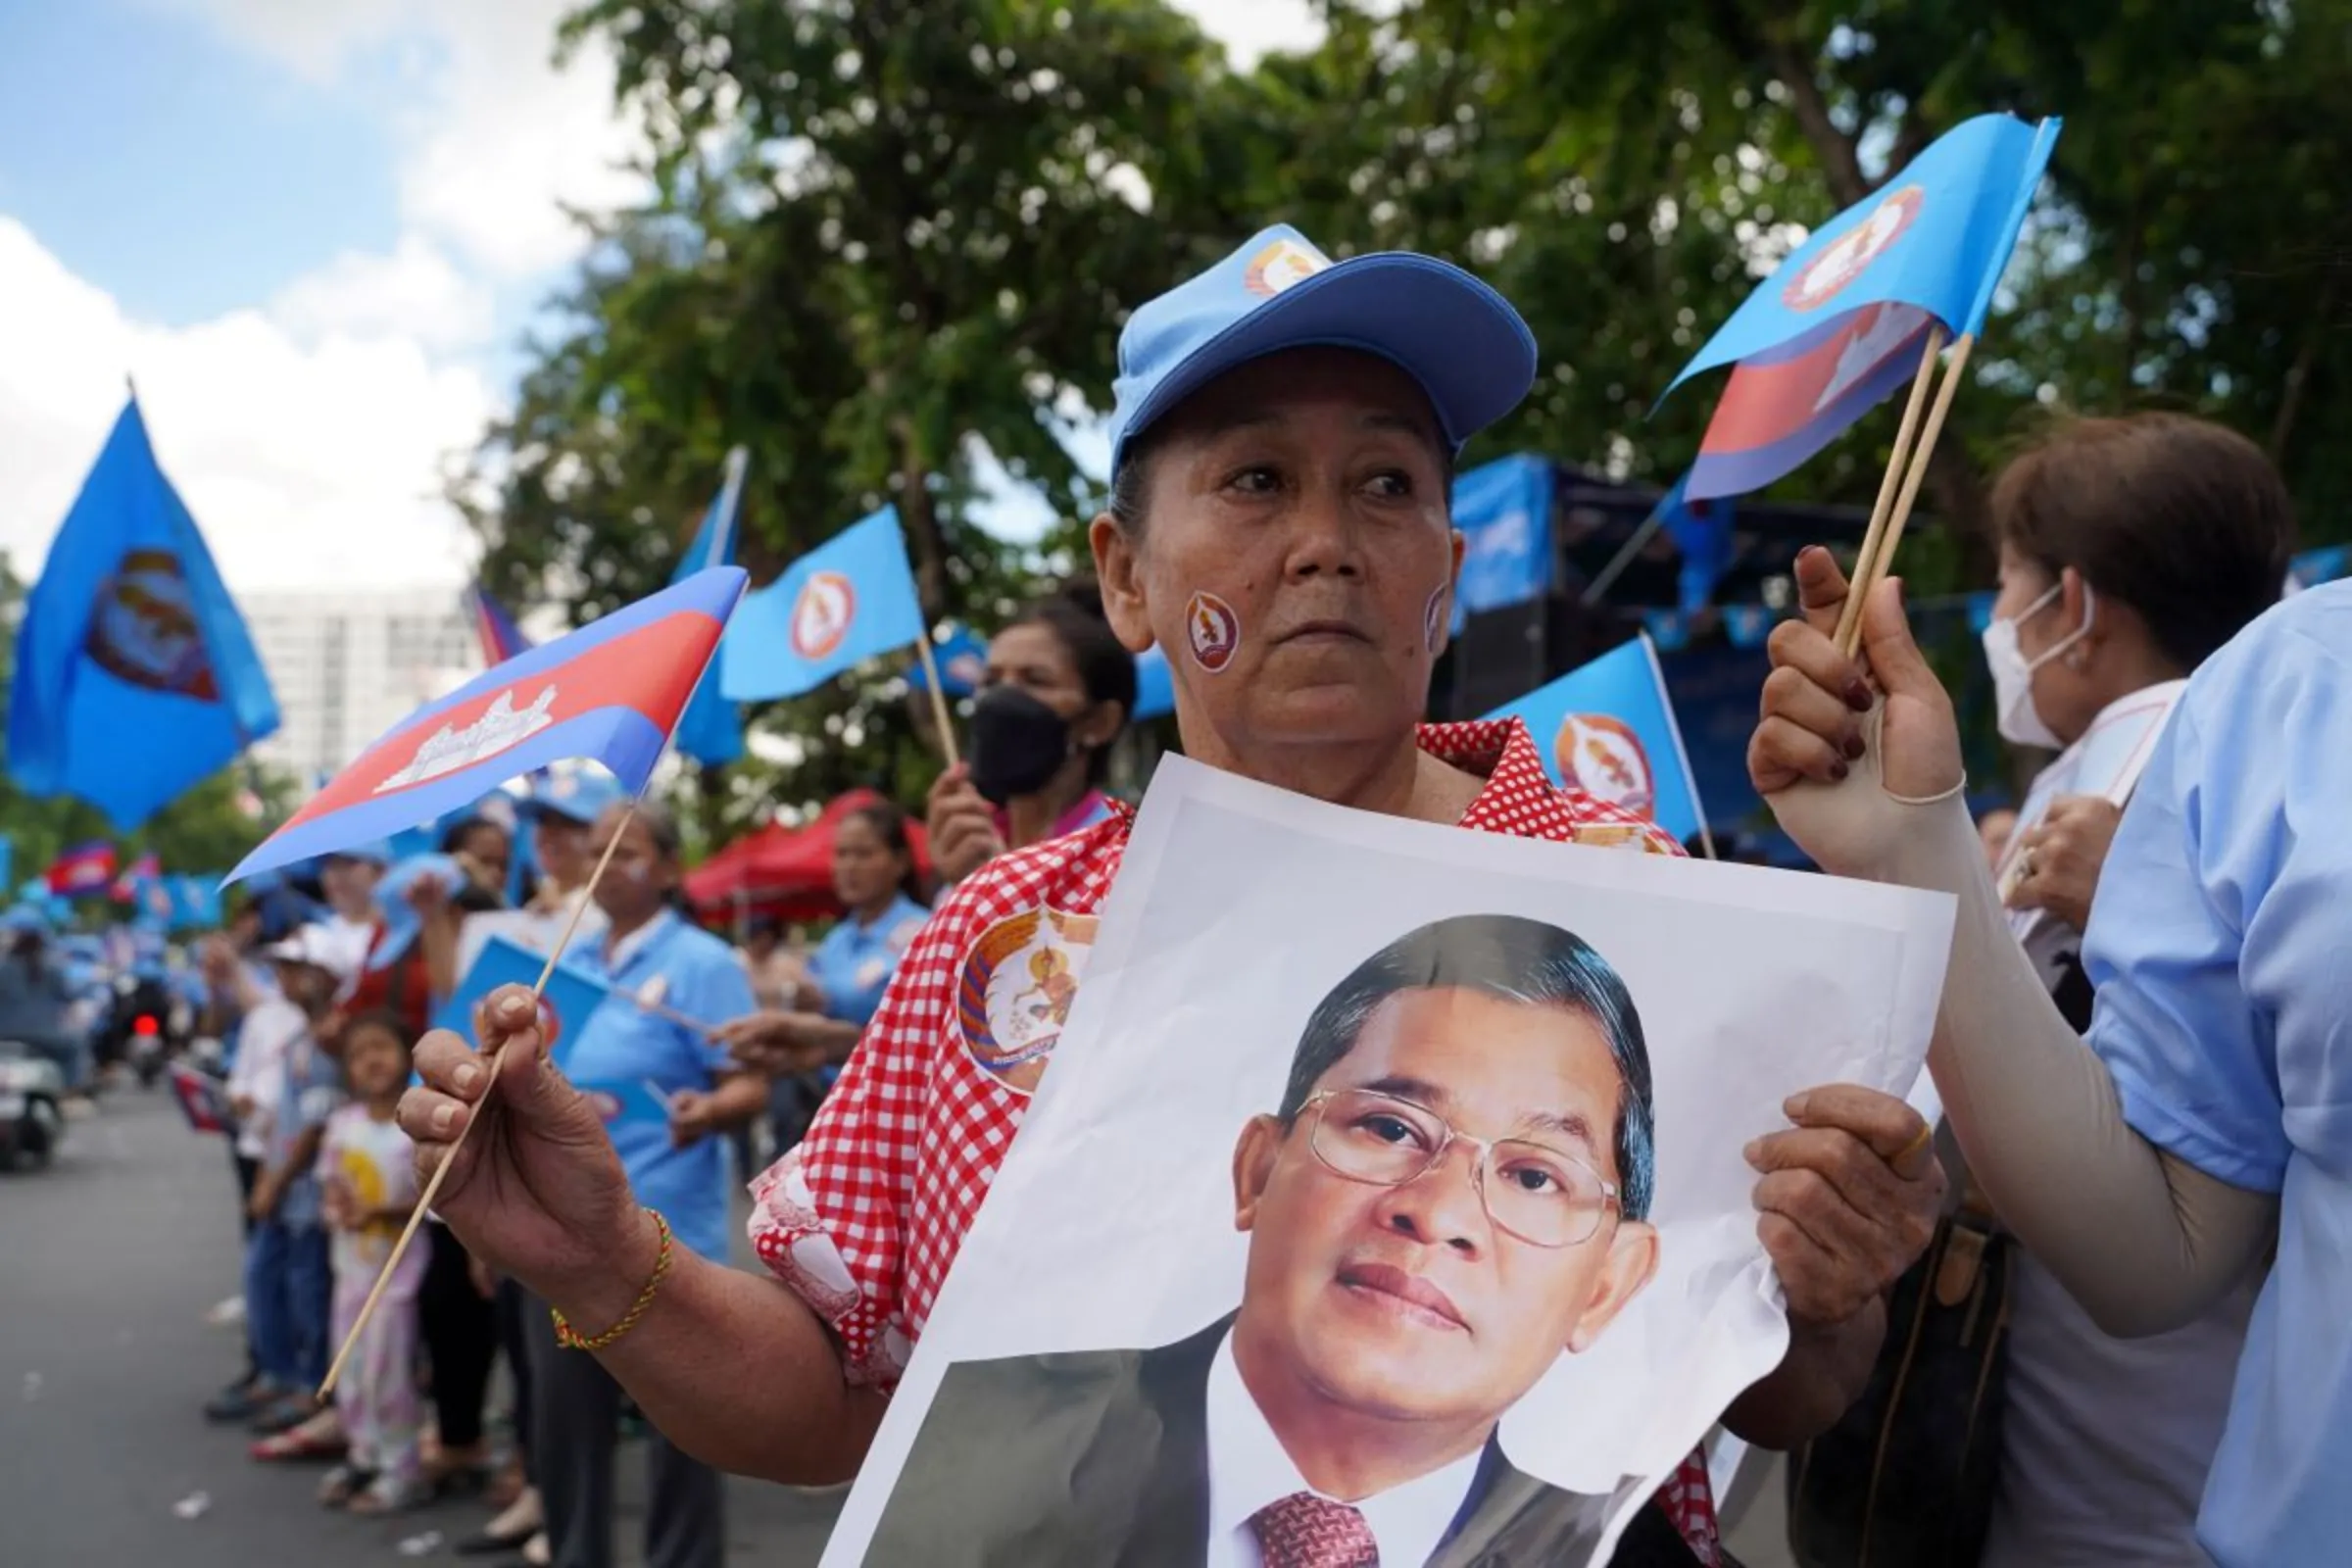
[466,583,533,665]
[47,840,119,896]
[226,567,748,885]
[1661,113,2061,501]
[112,851,162,901]
[719,506,926,702]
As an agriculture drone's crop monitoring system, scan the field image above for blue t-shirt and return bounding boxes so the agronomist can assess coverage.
[561,911,757,1264]
[806,894,930,1030]
[2082,580,2352,1567]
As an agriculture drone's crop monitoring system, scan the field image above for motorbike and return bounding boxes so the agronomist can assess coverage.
[0,1040,67,1170]
[96,975,183,1089]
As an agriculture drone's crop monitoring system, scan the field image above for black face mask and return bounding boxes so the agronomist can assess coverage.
[968,686,1077,806]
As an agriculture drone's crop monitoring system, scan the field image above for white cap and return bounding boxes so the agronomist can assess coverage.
[264,923,363,985]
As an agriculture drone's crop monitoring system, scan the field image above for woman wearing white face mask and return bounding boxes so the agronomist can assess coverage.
[1962,412,2293,1565]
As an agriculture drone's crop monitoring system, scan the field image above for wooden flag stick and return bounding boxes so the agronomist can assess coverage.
[319,802,641,1398]
[911,632,962,768]
[1835,324,1950,656]
[1842,333,1977,648]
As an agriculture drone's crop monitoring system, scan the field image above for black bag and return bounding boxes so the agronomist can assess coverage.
[1785,1199,2014,1568]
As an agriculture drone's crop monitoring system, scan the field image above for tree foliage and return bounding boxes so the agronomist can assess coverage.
[461,0,2352,819]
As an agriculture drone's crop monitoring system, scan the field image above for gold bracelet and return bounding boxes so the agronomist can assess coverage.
[552,1209,674,1352]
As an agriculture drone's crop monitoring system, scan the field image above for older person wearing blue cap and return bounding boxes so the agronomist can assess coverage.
[407,227,1943,1566]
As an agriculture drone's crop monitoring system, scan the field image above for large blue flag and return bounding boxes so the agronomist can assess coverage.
[1661,113,2061,501]
[11,398,280,827]
[1450,455,1554,630]
[720,505,927,701]
[1485,634,1709,844]
[227,567,748,884]
[671,447,750,766]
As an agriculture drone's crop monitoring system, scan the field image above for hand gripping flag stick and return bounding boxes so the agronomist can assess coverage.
[1834,325,1957,656]
[1835,332,1977,658]
[319,805,639,1397]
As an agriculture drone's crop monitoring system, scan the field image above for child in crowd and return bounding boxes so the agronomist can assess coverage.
[314,1012,428,1513]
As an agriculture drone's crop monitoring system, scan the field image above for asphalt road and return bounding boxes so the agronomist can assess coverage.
[0,1088,845,1566]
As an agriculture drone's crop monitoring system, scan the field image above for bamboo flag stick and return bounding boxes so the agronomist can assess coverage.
[911,631,962,768]
[1841,333,1977,647]
[1835,325,1950,656]
[319,802,642,1398]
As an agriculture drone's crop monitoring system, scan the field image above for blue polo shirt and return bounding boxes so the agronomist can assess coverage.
[806,893,930,1029]
[2082,580,2352,1567]
[559,910,756,1264]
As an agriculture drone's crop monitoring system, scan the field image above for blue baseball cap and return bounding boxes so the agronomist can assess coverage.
[1106,224,1539,475]
[518,769,625,826]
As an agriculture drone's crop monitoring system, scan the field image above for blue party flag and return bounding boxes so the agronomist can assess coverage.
[672,447,750,766]
[1132,643,1175,721]
[1450,455,1554,630]
[1662,114,2061,501]
[906,621,990,698]
[10,398,281,827]
[1485,634,1709,844]
[434,934,612,1066]
[225,567,748,885]
[720,506,926,701]
[169,875,222,931]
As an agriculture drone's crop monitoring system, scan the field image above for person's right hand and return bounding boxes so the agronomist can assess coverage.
[1748,548,1966,878]
[926,763,1006,886]
[398,985,655,1308]
[711,1009,829,1076]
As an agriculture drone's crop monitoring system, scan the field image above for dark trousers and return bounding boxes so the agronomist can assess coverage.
[524,1294,723,1568]
[232,1149,261,1382]
[246,1217,330,1390]
[496,1278,535,1472]
[418,1222,498,1451]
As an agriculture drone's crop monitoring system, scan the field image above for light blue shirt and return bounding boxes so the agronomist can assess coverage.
[2083,580,2352,1568]
[806,893,930,1030]
[561,910,756,1264]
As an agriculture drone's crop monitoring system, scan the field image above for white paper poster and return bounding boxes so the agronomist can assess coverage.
[822,757,1955,1567]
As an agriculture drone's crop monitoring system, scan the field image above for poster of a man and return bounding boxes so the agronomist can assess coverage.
[817,757,1954,1568]
[869,915,1660,1566]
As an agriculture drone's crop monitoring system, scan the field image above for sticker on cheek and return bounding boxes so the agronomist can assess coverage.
[1185,592,1242,673]
[1424,585,1449,654]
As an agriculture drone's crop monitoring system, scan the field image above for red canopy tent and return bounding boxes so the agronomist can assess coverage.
[684,789,931,925]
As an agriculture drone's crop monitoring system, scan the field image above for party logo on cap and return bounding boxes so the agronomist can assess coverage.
[1783,185,1924,312]
[956,906,1100,1096]
[1244,236,1332,298]
[1185,592,1241,673]
[1552,712,1657,818]
[790,570,858,661]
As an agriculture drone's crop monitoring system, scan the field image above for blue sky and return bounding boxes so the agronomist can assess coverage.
[0,0,1321,594]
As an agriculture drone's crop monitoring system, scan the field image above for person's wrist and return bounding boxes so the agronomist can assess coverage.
[542,1204,663,1332]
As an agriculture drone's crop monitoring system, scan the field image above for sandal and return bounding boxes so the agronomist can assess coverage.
[316,1463,375,1507]
[347,1474,426,1516]
[251,1424,348,1462]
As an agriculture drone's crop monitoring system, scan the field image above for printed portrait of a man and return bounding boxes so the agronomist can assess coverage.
[866,913,1663,1567]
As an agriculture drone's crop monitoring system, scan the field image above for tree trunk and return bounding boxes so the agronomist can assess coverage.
[892,416,950,620]
[2270,272,2341,464]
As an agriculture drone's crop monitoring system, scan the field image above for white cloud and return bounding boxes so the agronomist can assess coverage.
[268,233,494,351]
[0,218,490,593]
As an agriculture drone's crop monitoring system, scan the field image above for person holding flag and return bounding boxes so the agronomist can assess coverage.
[402,225,1946,1565]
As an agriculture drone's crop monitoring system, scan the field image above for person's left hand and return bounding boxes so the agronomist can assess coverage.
[667,1087,717,1149]
[2004,795,2122,934]
[406,871,453,919]
[1746,1084,1944,1327]
[248,1169,284,1223]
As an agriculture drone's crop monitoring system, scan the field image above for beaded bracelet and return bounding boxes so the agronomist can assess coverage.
[552,1208,675,1352]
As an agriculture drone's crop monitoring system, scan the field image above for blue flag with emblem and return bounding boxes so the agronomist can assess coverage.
[11,397,280,828]
[1484,634,1709,845]
[1660,114,2061,501]
[1449,455,1553,631]
[672,447,751,766]
[720,505,927,701]
[435,933,612,1055]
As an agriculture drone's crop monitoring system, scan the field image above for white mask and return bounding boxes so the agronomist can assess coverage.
[1980,581,2096,749]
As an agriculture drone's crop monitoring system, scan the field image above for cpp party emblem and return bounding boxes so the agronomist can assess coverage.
[791,570,858,661]
[956,906,1100,1096]
[1551,712,1657,819]
[1782,185,1925,313]
[1243,236,1332,298]
[82,548,220,701]
[1185,592,1241,674]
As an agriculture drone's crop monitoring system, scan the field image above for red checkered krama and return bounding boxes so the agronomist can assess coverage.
[750,718,1721,1562]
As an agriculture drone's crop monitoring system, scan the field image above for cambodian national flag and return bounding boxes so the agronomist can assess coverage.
[466,583,533,665]
[720,506,926,702]
[1484,635,1708,844]
[1661,113,2061,502]
[226,567,749,885]
[112,851,162,901]
[48,841,119,896]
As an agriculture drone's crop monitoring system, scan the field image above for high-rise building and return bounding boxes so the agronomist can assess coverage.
[241,587,481,785]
